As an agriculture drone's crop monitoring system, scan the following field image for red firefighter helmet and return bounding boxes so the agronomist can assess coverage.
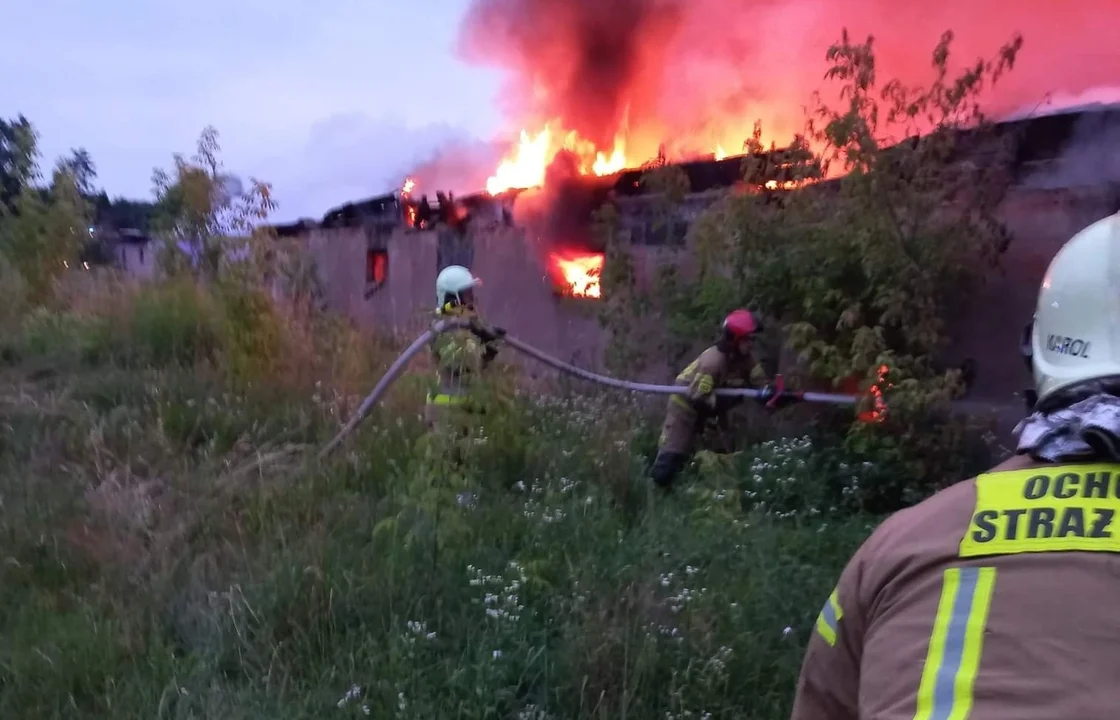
[722,309,760,342]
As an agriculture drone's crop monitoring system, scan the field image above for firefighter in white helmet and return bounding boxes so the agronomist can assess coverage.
[426,264,505,430]
[791,211,1120,719]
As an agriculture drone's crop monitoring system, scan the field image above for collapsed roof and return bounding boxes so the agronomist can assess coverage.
[271,103,1120,234]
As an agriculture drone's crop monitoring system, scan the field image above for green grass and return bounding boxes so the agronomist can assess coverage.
[0,288,885,719]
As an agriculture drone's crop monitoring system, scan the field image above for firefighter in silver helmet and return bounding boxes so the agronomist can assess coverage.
[791,210,1120,719]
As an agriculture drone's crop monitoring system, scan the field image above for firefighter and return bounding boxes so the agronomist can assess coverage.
[425,264,504,432]
[650,308,783,490]
[790,211,1120,719]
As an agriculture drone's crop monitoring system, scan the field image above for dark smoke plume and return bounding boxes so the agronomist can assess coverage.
[459,0,684,148]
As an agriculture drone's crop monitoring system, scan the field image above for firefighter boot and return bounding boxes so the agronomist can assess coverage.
[650,450,689,491]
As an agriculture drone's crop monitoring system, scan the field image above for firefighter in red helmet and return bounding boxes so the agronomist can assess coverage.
[650,308,783,490]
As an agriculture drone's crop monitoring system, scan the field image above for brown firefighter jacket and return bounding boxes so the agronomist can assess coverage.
[658,345,767,454]
[791,453,1120,720]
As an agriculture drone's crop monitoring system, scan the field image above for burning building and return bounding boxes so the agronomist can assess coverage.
[273,102,1120,411]
[268,0,1120,409]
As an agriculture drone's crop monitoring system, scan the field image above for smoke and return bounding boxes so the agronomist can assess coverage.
[1021,108,1120,191]
[510,154,609,251]
[460,0,684,149]
[408,138,503,197]
[458,0,1120,162]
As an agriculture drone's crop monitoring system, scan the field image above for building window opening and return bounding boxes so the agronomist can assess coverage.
[366,249,388,294]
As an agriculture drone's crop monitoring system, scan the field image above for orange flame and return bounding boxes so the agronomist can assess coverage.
[485,118,822,196]
[858,364,891,423]
[487,124,629,195]
[548,250,603,298]
[401,177,418,227]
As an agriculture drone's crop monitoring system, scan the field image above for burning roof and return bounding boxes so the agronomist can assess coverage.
[271,102,1120,237]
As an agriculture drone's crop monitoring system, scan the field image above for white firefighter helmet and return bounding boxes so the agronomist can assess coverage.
[435,264,480,308]
[1027,211,1120,405]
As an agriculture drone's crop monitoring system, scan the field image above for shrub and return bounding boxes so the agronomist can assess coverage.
[595,29,1022,494]
[126,278,223,367]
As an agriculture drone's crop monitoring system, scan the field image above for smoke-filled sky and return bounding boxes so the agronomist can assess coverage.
[461,0,1120,163]
[4,0,1120,223]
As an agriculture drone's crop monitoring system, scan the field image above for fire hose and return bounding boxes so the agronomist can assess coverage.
[317,318,861,460]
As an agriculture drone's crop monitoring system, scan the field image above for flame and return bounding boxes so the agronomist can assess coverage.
[485,118,816,196]
[548,250,603,298]
[486,123,630,195]
[858,364,891,423]
[401,177,418,227]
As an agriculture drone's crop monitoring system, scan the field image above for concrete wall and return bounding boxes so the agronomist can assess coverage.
[943,185,1119,404]
[296,219,605,365]
[300,225,439,336]
[118,242,157,279]
[472,226,605,369]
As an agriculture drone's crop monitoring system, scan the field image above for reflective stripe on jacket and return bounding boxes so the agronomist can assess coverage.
[670,345,756,414]
[427,308,495,406]
[791,453,1120,719]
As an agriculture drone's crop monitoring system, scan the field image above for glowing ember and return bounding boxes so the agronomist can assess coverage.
[858,364,891,423]
[549,250,603,298]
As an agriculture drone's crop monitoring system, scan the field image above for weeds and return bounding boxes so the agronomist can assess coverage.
[0,271,903,719]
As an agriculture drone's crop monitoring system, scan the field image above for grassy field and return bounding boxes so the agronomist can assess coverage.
[0,274,883,719]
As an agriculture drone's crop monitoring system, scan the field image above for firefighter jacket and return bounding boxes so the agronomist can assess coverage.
[427,306,499,410]
[791,453,1120,719]
[658,345,762,454]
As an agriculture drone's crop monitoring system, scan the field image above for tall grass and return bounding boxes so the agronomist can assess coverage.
[0,269,890,719]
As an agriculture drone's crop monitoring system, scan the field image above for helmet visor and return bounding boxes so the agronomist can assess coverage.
[1020,320,1033,372]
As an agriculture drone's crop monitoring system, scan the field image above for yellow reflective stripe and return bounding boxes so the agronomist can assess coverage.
[670,394,695,412]
[676,358,700,383]
[913,566,997,720]
[695,374,714,395]
[426,393,464,406]
[814,588,843,646]
[959,463,1120,558]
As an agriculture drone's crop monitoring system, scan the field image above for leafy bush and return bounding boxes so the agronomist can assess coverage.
[596,30,1021,494]
[13,307,113,364]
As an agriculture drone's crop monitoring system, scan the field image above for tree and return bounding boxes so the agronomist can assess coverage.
[0,115,40,212]
[150,125,277,282]
[648,29,1021,392]
[0,151,92,302]
[61,148,97,197]
[599,29,1023,496]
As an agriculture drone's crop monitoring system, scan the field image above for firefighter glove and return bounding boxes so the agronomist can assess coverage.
[469,320,504,344]
[756,374,791,410]
[713,394,743,416]
[482,342,499,363]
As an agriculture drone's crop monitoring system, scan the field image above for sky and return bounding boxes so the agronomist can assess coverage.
[6,0,1120,226]
[2,0,504,222]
